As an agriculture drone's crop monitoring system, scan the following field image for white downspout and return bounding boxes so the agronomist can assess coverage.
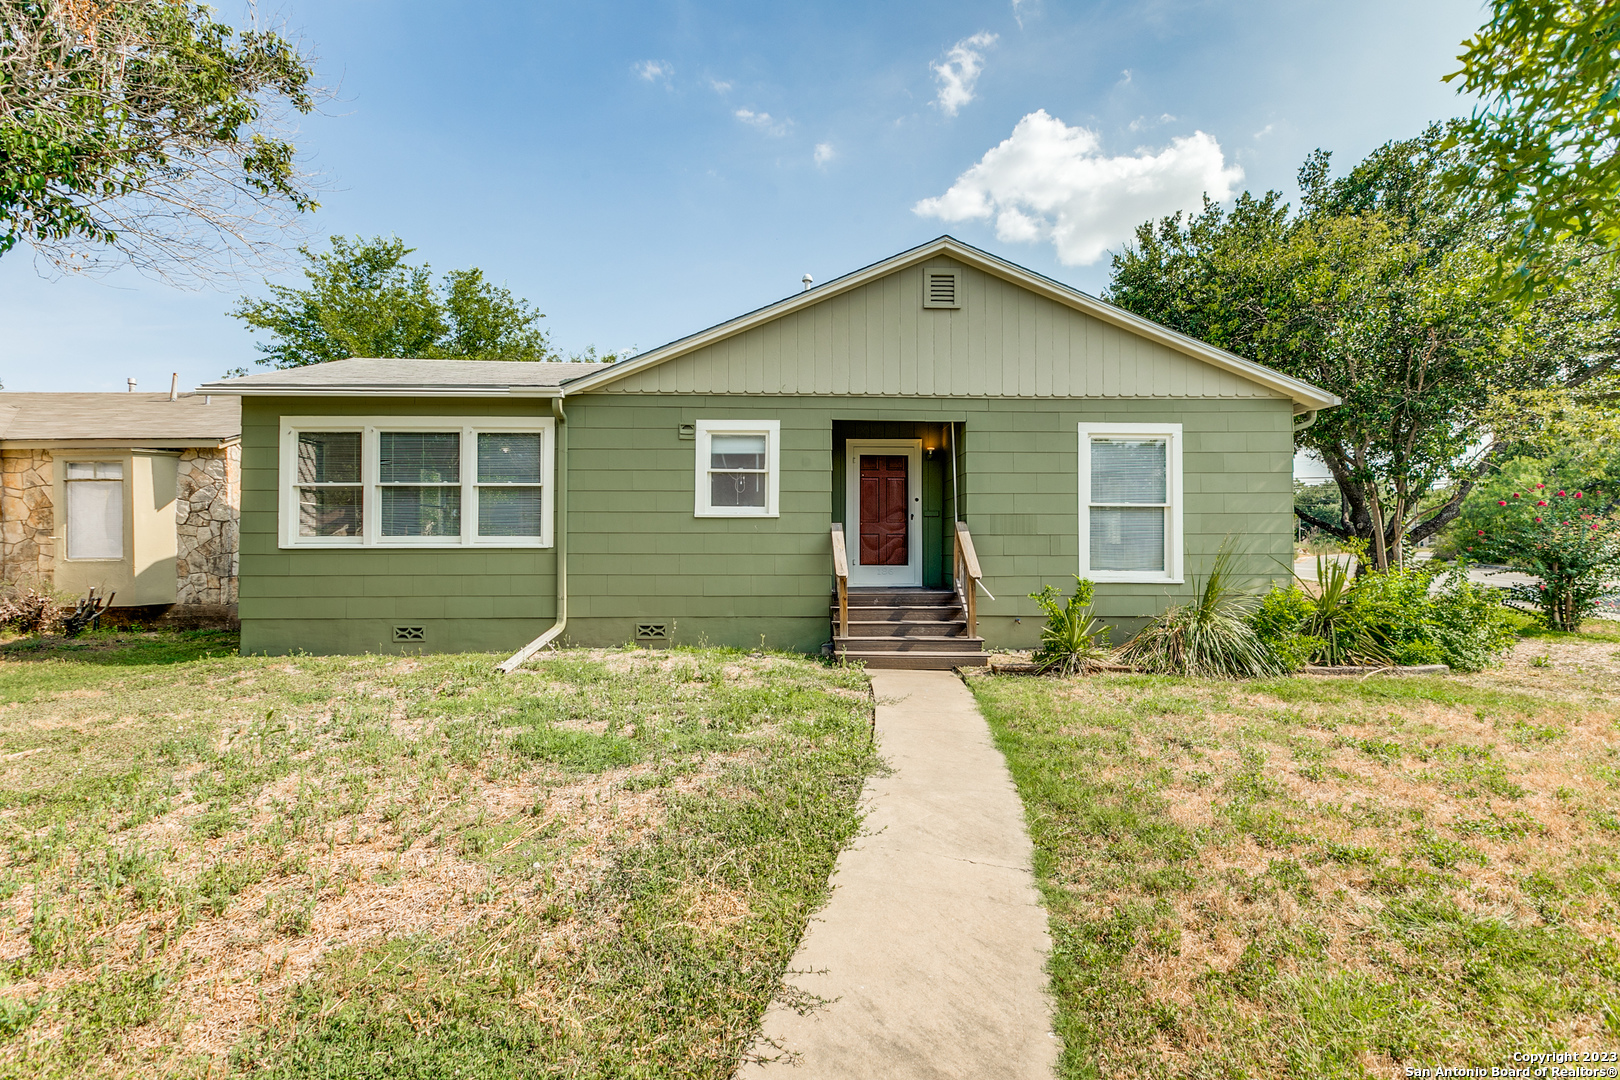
[497,395,568,673]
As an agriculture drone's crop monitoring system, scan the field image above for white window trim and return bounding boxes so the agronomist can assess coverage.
[694,419,780,518]
[278,416,555,549]
[1078,422,1183,584]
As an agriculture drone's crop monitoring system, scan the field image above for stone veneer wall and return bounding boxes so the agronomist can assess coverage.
[0,444,240,618]
[176,444,240,610]
[0,448,54,588]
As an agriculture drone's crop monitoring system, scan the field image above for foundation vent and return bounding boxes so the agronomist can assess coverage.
[393,625,426,642]
[636,623,668,641]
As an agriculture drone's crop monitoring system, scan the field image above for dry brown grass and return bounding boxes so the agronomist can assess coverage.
[0,637,876,1079]
[973,628,1620,1080]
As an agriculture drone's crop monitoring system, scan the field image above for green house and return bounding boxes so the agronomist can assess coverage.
[203,237,1339,667]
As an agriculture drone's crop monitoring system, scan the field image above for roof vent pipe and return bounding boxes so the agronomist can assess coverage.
[127,378,136,392]
[169,373,179,401]
[801,274,813,292]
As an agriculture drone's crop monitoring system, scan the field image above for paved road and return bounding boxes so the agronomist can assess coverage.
[744,669,1058,1079]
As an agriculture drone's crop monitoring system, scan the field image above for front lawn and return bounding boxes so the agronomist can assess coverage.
[0,632,875,1079]
[971,635,1620,1078]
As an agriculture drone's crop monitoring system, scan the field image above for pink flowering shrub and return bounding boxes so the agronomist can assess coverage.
[1474,487,1620,631]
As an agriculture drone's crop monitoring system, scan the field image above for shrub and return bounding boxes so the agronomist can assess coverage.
[1296,556,1392,666]
[0,586,70,635]
[1250,585,1325,672]
[1248,559,1518,672]
[1119,549,1283,678]
[1472,484,1620,631]
[1028,576,1111,676]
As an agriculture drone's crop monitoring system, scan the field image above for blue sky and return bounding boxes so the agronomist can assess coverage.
[0,0,1487,393]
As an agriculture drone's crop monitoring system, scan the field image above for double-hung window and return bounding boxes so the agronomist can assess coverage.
[694,419,780,517]
[279,418,554,547]
[1078,423,1182,582]
[64,461,125,560]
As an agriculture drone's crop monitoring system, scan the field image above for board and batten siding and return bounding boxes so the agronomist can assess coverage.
[237,397,558,655]
[597,257,1274,400]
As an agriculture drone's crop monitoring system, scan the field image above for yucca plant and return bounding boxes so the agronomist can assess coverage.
[1028,576,1111,676]
[1118,547,1283,678]
[1299,555,1391,665]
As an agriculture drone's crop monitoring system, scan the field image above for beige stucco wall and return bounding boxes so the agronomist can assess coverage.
[0,449,54,587]
[0,444,239,615]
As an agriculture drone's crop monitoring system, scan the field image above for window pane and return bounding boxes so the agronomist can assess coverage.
[380,432,460,484]
[67,461,122,480]
[297,432,361,484]
[477,433,542,484]
[1091,438,1167,504]
[1090,507,1165,572]
[298,487,362,537]
[66,479,122,559]
[381,486,462,537]
[479,487,542,536]
[711,434,766,471]
[711,471,765,508]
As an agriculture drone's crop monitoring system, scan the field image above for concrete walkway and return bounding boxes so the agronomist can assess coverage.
[743,670,1057,1079]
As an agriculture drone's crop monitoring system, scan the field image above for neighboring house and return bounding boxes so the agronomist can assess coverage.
[0,393,242,624]
[203,237,1339,666]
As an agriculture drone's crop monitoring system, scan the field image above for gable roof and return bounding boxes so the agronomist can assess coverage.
[559,236,1340,411]
[199,358,600,397]
[0,393,241,448]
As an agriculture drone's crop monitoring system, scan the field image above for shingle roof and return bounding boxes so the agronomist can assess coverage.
[0,393,240,445]
[198,358,601,395]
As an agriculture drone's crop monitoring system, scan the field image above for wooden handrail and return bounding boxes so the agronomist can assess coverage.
[954,521,982,640]
[831,523,849,640]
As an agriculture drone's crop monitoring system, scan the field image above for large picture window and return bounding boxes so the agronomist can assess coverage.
[1078,423,1182,583]
[279,418,554,548]
[694,420,780,517]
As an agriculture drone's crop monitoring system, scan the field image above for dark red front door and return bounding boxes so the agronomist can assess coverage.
[859,455,908,565]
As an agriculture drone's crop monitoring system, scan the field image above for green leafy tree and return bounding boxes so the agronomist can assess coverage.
[231,236,557,369]
[1445,1,1620,299]
[1,0,318,277]
[1108,129,1620,570]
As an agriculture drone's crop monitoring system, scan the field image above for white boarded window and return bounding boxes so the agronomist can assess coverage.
[65,461,124,560]
[694,420,780,517]
[1078,424,1182,583]
[279,418,554,548]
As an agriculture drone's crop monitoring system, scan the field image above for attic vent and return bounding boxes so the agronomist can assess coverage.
[393,625,426,642]
[922,269,961,309]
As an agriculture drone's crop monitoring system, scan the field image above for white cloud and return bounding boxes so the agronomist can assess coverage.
[708,77,733,94]
[635,60,672,82]
[1128,113,1177,132]
[814,142,835,166]
[913,109,1244,266]
[735,108,791,136]
[1253,123,1275,139]
[931,32,997,117]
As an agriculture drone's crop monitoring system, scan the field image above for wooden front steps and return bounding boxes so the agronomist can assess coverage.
[830,587,987,670]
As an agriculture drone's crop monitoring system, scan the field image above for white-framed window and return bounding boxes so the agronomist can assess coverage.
[278,417,555,548]
[694,419,780,518]
[64,460,125,560]
[1078,423,1183,583]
